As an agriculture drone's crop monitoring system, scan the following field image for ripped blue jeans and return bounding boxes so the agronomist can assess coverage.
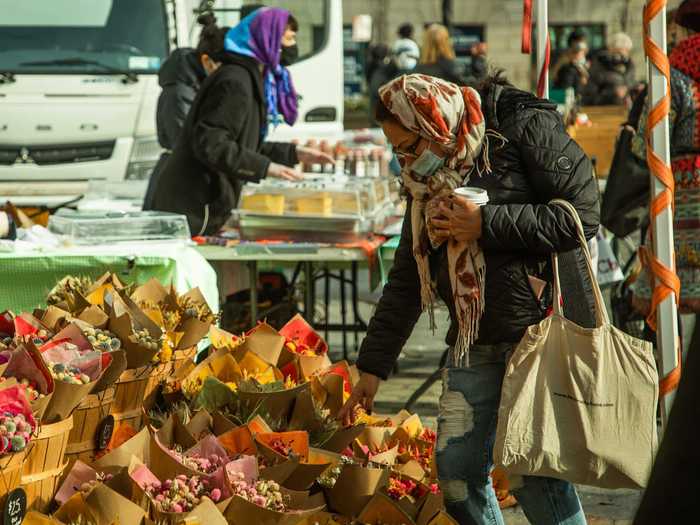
[436,344,587,525]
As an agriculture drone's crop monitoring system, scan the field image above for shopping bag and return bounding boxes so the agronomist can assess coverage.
[494,200,659,489]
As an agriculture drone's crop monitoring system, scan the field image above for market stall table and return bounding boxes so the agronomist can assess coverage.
[0,242,218,314]
[197,239,386,358]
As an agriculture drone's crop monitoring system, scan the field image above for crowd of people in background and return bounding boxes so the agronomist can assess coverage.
[365,21,488,124]
[366,21,647,121]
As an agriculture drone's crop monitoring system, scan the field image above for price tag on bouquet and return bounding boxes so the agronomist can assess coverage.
[3,487,26,525]
[97,414,115,450]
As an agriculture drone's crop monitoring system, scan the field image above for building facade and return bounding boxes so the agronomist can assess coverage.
[343,0,683,90]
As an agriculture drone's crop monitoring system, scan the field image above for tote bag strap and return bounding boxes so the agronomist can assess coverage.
[550,199,610,327]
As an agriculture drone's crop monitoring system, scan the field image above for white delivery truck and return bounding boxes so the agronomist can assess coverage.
[0,0,343,207]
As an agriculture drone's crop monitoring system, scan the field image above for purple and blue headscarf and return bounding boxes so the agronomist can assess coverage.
[224,7,298,133]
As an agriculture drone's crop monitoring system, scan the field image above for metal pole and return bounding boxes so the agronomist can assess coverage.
[536,0,549,99]
[645,1,680,421]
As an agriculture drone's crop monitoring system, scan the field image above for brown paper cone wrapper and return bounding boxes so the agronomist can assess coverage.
[43,378,97,424]
[30,391,52,421]
[317,424,366,454]
[427,510,459,525]
[77,305,110,329]
[93,427,151,470]
[182,349,241,400]
[367,445,399,467]
[223,489,325,525]
[22,511,66,524]
[238,322,285,366]
[41,306,73,332]
[282,447,336,491]
[239,381,310,423]
[185,409,213,440]
[90,348,127,395]
[283,463,331,491]
[183,496,228,525]
[53,492,99,525]
[149,415,200,481]
[177,317,211,350]
[218,425,257,457]
[416,492,444,525]
[257,458,299,485]
[211,411,237,436]
[358,492,416,524]
[397,459,427,483]
[247,415,273,435]
[109,311,160,369]
[325,465,389,517]
[287,388,322,434]
[131,278,170,305]
[85,482,147,525]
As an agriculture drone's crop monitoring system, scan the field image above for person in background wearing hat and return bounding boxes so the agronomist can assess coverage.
[584,32,637,105]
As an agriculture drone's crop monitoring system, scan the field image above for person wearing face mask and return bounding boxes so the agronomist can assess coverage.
[143,13,227,210]
[337,73,600,525]
[584,32,637,106]
[149,8,331,235]
[553,37,590,97]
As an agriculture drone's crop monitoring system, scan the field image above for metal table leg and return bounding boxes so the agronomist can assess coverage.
[350,261,368,351]
[339,269,348,360]
[403,348,450,411]
[324,267,330,343]
[248,260,258,325]
[303,261,314,323]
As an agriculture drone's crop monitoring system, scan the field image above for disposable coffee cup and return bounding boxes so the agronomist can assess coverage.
[453,187,489,206]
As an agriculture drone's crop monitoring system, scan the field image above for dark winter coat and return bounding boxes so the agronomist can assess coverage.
[149,53,297,235]
[415,57,465,86]
[554,62,589,96]
[156,48,206,150]
[584,51,636,105]
[143,48,206,210]
[356,83,601,380]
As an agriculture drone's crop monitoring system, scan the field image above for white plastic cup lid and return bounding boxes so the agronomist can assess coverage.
[453,186,489,205]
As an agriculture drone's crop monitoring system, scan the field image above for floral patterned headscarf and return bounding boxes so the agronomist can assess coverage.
[379,74,489,365]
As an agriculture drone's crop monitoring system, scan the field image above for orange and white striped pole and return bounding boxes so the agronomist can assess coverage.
[521,0,550,98]
[643,0,681,424]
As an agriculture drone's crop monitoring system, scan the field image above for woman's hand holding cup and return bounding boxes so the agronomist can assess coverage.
[430,188,487,243]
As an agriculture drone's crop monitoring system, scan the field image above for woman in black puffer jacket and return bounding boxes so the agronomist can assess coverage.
[339,73,599,525]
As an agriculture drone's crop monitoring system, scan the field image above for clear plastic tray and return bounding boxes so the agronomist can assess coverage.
[239,175,392,219]
[48,210,191,244]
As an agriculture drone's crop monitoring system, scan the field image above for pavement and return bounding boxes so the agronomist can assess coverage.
[324,301,643,525]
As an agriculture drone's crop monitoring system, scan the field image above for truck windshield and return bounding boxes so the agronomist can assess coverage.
[0,0,169,75]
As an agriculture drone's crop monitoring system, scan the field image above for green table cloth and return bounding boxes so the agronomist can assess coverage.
[0,242,219,313]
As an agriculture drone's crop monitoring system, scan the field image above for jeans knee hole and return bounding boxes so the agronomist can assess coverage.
[440,479,468,503]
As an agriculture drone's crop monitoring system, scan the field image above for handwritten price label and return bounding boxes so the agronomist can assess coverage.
[3,488,26,525]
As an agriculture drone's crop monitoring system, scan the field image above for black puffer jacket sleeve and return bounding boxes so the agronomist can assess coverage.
[157,83,195,150]
[356,205,423,380]
[480,110,599,252]
[260,142,298,167]
[192,76,270,183]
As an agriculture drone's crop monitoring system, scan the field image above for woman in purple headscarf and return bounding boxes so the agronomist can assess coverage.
[151,8,331,236]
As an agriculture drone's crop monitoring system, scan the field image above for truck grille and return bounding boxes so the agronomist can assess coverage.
[0,141,116,166]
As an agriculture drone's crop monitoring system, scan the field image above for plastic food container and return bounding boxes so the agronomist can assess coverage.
[48,210,191,244]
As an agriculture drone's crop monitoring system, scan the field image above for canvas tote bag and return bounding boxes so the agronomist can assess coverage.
[493,200,659,489]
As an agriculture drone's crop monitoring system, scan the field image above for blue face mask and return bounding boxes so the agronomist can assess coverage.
[410,146,444,179]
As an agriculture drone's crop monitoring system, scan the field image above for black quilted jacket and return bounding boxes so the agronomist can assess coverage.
[356,83,601,380]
